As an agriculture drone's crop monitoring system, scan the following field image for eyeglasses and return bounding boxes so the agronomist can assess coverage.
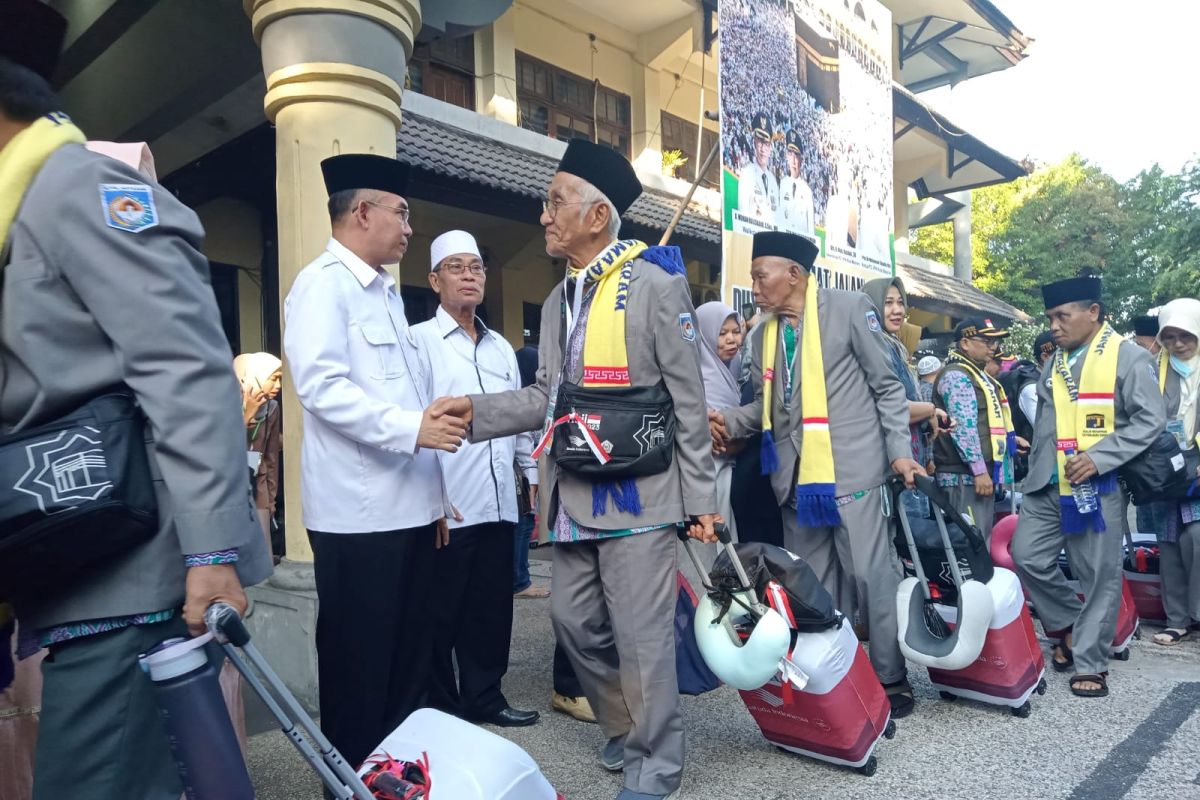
[541,196,591,219]
[970,337,1003,350]
[365,200,411,223]
[436,262,487,276]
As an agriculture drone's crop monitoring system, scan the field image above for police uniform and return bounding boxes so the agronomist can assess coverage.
[737,112,780,224]
[283,155,450,767]
[1012,277,1165,682]
[465,140,717,799]
[721,233,913,687]
[777,129,815,237]
[1,70,268,800]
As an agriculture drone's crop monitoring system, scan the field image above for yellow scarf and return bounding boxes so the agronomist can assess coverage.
[761,279,838,526]
[0,113,86,252]
[566,239,647,388]
[945,351,1016,483]
[1051,323,1120,532]
[1158,349,1170,394]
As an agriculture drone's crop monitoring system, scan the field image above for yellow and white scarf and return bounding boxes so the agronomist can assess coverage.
[1051,322,1120,532]
[0,113,86,252]
[945,351,1016,484]
[760,279,838,526]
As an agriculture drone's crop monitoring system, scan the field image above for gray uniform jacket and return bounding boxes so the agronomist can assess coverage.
[469,255,717,532]
[722,289,911,505]
[1162,367,1200,436]
[1024,337,1165,493]
[1,144,270,629]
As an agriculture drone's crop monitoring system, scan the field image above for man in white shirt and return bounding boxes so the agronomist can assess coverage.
[412,230,540,728]
[777,128,815,238]
[737,111,779,226]
[283,154,469,768]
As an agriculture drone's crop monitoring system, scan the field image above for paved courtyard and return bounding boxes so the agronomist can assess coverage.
[247,553,1200,800]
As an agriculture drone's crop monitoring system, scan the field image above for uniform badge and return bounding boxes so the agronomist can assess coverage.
[678,312,696,342]
[100,183,158,233]
[865,309,881,332]
[1085,413,1106,430]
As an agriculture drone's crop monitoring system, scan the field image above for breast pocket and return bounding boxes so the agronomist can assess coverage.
[356,324,406,380]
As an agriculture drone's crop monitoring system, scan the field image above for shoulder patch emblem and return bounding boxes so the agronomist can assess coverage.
[678,312,697,342]
[100,184,158,233]
[865,309,881,332]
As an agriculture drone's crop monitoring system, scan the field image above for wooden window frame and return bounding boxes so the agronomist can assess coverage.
[515,52,631,158]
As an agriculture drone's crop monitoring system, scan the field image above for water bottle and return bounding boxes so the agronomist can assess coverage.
[1065,448,1098,515]
[140,635,255,800]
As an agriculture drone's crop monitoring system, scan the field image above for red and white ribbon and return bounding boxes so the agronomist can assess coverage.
[532,412,612,465]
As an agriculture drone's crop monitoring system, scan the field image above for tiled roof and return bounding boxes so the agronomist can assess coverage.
[897,263,1031,323]
[396,113,721,244]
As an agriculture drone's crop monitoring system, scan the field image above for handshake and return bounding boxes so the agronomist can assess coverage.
[419,396,474,452]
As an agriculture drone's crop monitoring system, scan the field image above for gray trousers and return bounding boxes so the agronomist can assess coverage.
[782,485,906,684]
[1012,487,1125,675]
[34,618,189,800]
[551,527,683,796]
[943,480,995,545]
[1160,520,1200,630]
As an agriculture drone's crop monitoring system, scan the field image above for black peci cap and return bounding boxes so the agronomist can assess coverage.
[320,154,410,197]
[556,138,643,215]
[751,231,818,271]
[0,0,68,80]
[1042,275,1102,311]
[1132,315,1159,337]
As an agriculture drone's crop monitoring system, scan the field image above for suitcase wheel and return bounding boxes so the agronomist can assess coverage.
[1133,624,1142,640]
[1036,678,1047,696]
[857,756,878,777]
[883,719,897,740]
[1112,648,1131,661]
[1010,701,1032,718]
[938,691,958,702]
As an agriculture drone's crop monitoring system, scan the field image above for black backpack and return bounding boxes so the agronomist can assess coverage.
[711,542,842,632]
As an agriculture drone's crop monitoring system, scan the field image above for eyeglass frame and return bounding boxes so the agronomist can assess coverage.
[968,336,1005,350]
[541,196,595,219]
[364,199,412,224]
[433,259,488,277]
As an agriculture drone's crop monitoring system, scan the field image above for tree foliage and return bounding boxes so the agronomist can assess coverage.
[911,155,1200,329]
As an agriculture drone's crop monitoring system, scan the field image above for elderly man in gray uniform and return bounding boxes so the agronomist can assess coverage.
[1012,275,1164,699]
[0,36,269,800]
[709,231,925,717]
[435,139,719,800]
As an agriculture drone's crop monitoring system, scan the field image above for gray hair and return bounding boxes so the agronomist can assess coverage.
[577,182,622,240]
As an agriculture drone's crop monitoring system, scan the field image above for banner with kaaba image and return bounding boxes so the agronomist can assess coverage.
[719,0,895,297]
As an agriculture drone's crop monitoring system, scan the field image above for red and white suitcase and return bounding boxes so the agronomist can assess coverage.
[739,617,895,776]
[1124,533,1167,623]
[1054,558,1141,659]
[925,569,1047,716]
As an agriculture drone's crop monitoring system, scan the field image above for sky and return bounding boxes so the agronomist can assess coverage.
[919,0,1200,182]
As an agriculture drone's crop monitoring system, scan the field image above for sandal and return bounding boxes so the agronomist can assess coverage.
[883,679,915,719]
[1069,673,1109,698]
[1153,628,1189,646]
[514,585,550,599]
[1051,641,1074,672]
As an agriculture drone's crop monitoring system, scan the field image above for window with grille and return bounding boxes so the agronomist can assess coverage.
[660,111,719,188]
[515,53,631,158]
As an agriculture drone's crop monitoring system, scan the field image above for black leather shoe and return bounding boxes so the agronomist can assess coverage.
[477,706,540,727]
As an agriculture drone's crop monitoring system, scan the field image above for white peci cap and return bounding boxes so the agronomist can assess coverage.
[430,230,482,272]
[916,356,942,376]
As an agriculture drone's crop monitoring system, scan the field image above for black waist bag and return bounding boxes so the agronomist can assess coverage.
[550,381,675,478]
[1120,432,1199,506]
[0,393,158,597]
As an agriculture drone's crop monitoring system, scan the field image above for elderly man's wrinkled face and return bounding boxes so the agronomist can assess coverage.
[750,256,800,312]
[431,252,486,307]
[541,172,595,260]
[361,190,412,264]
[1046,301,1101,352]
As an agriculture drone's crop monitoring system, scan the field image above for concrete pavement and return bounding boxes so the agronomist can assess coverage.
[246,554,1200,800]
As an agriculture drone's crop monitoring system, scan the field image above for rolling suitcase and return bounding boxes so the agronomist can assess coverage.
[895,477,1046,717]
[679,529,895,776]
[1051,556,1141,659]
[1124,532,1166,624]
[205,604,564,800]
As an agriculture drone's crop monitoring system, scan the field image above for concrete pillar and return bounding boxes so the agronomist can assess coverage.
[476,9,518,124]
[630,62,663,177]
[950,190,972,281]
[243,0,420,706]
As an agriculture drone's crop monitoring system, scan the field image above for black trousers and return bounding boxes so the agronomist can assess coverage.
[309,525,437,768]
[553,641,584,698]
[428,521,516,718]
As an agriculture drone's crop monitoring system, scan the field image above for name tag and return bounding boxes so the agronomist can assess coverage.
[1167,419,1188,450]
[247,451,263,472]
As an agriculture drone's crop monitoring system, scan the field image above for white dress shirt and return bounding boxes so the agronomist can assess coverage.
[778,175,815,237]
[737,162,780,223]
[1019,381,1039,428]
[413,306,537,529]
[284,238,446,533]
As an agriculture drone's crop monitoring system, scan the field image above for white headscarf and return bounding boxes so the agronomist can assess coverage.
[234,352,282,389]
[696,302,743,412]
[1158,298,1200,438]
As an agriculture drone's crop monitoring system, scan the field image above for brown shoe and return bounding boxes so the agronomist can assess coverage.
[551,691,597,723]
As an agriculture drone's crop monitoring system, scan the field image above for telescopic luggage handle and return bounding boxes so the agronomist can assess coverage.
[205,603,374,800]
[905,474,989,553]
[676,523,769,618]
